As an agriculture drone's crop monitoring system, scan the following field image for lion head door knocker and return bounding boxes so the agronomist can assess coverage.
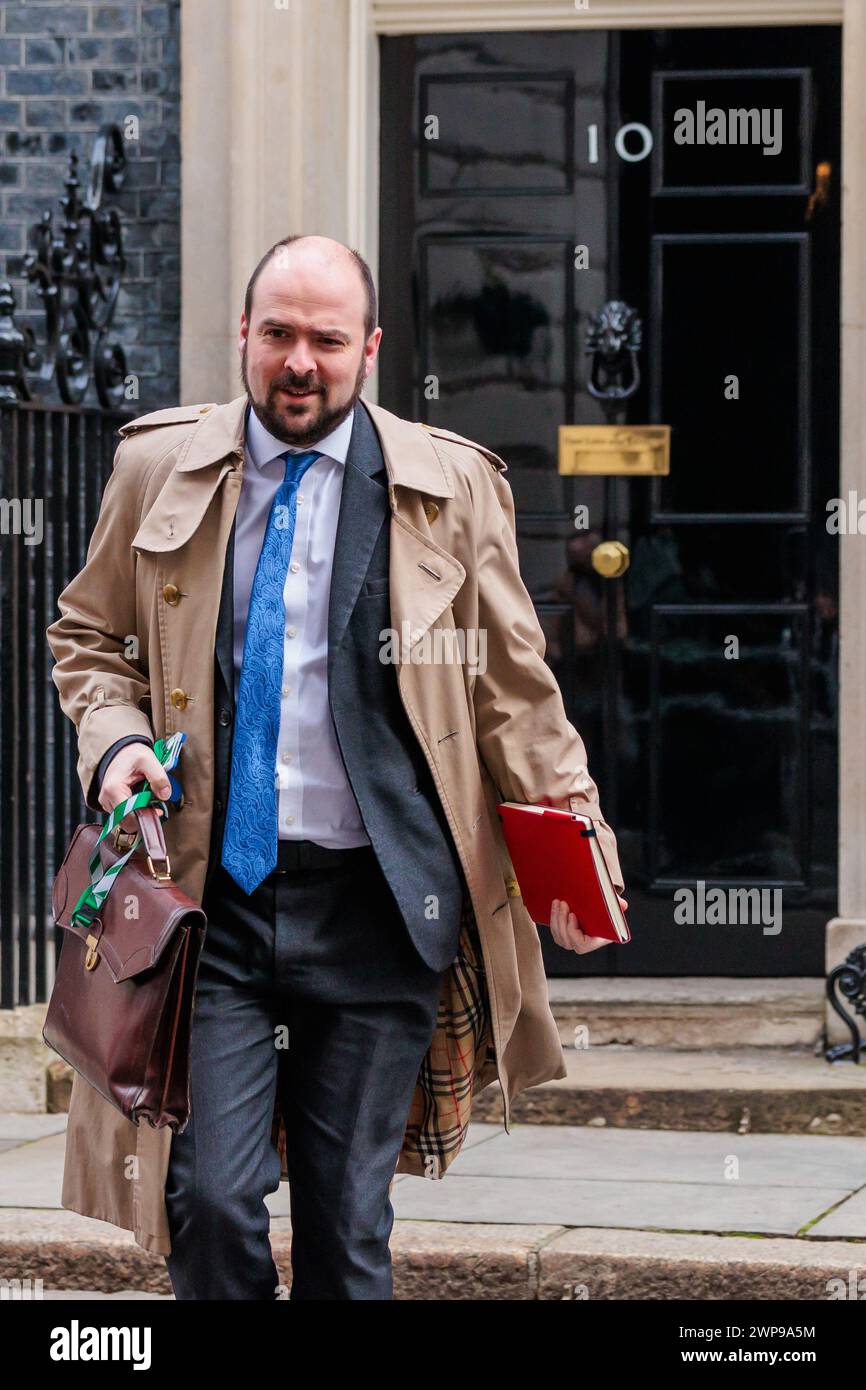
[585,300,643,406]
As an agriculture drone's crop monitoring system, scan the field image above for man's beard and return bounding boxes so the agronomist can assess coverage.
[240,343,367,448]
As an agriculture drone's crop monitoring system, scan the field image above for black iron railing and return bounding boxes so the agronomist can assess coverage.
[0,124,134,1008]
[0,401,131,1008]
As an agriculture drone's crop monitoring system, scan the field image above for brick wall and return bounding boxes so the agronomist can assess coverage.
[0,1,181,408]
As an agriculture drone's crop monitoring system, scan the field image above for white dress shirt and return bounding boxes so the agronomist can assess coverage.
[233,403,370,848]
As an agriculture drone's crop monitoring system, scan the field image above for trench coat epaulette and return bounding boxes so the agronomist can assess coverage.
[415,421,508,475]
[117,403,218,437]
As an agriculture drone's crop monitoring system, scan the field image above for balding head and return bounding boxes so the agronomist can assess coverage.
[244,234,377,341]
[238,233,382,448]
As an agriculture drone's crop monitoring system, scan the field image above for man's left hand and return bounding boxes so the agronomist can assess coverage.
[548,894,628,954]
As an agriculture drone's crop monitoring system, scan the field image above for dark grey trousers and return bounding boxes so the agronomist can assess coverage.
[163,842,446,1301]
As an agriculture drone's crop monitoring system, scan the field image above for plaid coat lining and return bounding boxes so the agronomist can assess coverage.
[270,888,495,1184]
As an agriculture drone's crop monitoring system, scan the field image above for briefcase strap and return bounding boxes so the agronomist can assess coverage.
[69,731,186,929]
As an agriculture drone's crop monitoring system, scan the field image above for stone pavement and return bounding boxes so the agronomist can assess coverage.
[2,1110,866,1299]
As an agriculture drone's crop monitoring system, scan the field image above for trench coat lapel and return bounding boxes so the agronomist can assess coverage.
[130,459,238,554]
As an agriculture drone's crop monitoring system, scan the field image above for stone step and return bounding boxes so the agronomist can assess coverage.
[547,977,825,1049]
[2,1209,863,1300]
[0,981,832,1119]
[472,1046,866,1135]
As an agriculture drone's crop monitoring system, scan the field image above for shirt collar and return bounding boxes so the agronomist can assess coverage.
[244,402,355,471]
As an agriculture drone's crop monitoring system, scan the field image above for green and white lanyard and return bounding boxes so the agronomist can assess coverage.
[69,731,187,930]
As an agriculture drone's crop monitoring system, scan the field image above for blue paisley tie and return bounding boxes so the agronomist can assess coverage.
[221,449,322,893]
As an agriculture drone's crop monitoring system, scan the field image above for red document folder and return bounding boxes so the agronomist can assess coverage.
[496,802,630,944]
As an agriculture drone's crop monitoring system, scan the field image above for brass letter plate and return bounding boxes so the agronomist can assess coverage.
[558,425,670,476]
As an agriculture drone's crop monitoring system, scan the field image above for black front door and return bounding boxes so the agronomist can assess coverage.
[379,24,841,977]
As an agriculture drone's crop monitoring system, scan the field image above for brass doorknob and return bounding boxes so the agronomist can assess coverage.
[591,540,630,578]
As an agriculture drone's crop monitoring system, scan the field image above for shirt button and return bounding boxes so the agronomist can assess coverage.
[287,627,297,637]
[290,562,300,572]
[297,494,304,504]
[281,751,291,763]
[281,685,291,696]
[285,815,294,826]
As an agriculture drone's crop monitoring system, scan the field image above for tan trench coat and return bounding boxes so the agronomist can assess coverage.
[45,394,625,1256]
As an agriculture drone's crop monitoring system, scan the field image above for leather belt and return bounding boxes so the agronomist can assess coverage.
[270,839,373,874]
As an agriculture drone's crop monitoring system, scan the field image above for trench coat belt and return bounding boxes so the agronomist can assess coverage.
[268,839,374,874]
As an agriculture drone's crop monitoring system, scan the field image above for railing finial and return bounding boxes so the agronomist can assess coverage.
[11,123,129,408]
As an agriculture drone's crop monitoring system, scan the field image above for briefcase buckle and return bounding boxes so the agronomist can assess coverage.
[111,825,138,853]
[146,854,172,882]
[83,917,103,971]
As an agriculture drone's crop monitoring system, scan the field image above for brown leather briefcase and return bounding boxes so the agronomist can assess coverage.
[43,805,207,1132]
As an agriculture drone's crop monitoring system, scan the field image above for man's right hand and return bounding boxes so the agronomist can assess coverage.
[98,743,173,832]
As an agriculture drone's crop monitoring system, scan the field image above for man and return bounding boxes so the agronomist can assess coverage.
[47,235,627,1300]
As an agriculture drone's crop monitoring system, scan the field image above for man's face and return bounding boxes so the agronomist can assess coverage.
[239,249,382,448]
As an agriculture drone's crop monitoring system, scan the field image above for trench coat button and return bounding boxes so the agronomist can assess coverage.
[170,688,189,711]
[162,583,181,606]
[424,499,439,523]
[218,707,231,726]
